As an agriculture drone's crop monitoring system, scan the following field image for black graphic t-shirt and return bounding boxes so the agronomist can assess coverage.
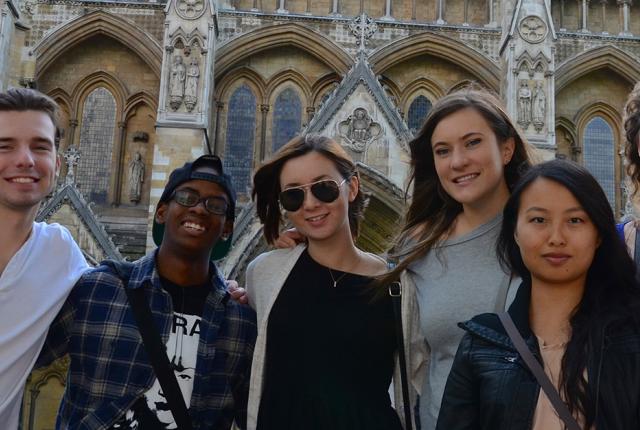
[110,277,209,430]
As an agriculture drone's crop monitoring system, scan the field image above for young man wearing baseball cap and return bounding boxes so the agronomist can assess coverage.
[39,155,257,430]
[0,88,88,430]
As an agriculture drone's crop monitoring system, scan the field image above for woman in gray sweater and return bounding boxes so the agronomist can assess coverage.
[376,88,536,429]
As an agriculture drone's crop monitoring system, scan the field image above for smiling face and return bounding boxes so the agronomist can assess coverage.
[155,179,232,258]
[279,151,357,243]
[515,178,601,289]
[431,107,514,213]
[0,110,59,215]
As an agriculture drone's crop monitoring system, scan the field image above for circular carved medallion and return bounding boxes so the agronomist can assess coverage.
[518,15,548,44]
[176,0,206,20]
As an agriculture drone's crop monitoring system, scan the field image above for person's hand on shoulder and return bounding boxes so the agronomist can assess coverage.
[274,228,306,249]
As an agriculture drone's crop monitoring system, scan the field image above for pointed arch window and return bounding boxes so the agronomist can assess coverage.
[272,88,302,153]
[77,87,117,204]
[224,84,256,196]
[583,116,615,208]
[408,95,432,135]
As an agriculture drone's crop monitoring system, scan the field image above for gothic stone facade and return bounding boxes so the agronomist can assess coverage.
[1,0,640,427]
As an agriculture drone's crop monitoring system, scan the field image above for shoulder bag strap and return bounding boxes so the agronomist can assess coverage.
[389,281,414,430]
[498,312,581,430]
[124,286,194,430]
[634,226,640,268]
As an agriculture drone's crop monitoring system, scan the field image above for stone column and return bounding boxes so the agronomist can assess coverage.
[259,104,269,161]
[113,121,127,206]
[276,0,288,14]
[251,0,259,11]
[330,0,340,15]
[618,0,632,36]
[305,0,312,14]
[485,0,497,27]
[411,0,416,20]
[67,119,79,147]
[463,0,469,26]
[436,0,446,24]
[381,0,394,20]
[600,0,608,34]
[150,0,218,250]
[0,1,18,91]
[559,0,566,30]
[213,101,224,155]
[580,0,590,32]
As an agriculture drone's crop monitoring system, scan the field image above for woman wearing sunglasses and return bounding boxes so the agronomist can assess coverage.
[244,134,403,430]
[256,89,536,429]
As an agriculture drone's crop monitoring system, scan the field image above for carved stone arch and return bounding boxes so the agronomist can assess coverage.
[34,10,162,79]
[124,91,159,121]
[311,72,342,107]
[357,162,405,253]
[555,116,578,161]
[265,69,312,105]
[48,88,72,113]
[216,67,266,104]
[447,79,475,94]
[400,77,444,116]
[215,23,352,79]
[369,32,500,91]
[556,46,640,93]
[574,101,622,136]
[378,76,402,109]
[70,71,127,120]
[169,27,206,50]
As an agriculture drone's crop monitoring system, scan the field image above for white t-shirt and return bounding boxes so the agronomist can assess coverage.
[0,222,88,430]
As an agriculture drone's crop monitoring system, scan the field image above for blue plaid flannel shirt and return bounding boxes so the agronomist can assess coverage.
[38,250,257,430]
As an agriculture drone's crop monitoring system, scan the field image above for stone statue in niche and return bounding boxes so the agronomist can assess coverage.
[532,81,546,132]
[128,152,145,204]
[169,55,186,111]
[184,57,200,112]
[517,80,532,127]
[338,107,382,153]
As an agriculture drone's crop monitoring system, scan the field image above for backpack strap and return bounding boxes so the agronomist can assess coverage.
[100,259,194,430]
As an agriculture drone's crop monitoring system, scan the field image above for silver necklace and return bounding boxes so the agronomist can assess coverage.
[328,268,348,288]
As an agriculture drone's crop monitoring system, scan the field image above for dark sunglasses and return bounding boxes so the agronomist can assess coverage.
[279,178,348,212]
[171,188,228,215]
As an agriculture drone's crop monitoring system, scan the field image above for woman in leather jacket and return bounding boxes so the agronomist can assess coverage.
[437,160,640,430]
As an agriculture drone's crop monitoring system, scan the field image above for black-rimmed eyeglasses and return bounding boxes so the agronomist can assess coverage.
[171,189,228,215]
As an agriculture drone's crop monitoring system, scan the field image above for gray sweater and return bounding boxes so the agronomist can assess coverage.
[407,215,515,430]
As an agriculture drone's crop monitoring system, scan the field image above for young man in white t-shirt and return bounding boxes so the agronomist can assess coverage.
[0,88,88,429]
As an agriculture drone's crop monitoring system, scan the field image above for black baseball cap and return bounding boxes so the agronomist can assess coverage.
[152,155,236,260]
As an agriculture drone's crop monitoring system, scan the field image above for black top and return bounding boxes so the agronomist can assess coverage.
[257,249,402,430]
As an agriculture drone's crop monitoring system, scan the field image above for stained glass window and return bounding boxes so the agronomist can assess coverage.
[408,95,432,136]
[224,85,256,196]
[583,116,616,208]
[272,88,302,152]
[77,87,117,204]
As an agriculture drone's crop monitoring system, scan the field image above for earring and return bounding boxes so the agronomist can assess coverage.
[221,234,229,241]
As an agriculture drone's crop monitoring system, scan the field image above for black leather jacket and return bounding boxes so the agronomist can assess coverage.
[436,282,640,430]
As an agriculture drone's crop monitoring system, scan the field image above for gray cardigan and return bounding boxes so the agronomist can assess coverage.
[244,244,427,430]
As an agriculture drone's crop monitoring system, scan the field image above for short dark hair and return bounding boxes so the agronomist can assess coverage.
[0,87,61,146]
[252,134,367,244]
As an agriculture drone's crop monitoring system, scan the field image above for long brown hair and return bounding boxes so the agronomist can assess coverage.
[252,134,367,244]
[624,82,640,195]
[381,88,534,283]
